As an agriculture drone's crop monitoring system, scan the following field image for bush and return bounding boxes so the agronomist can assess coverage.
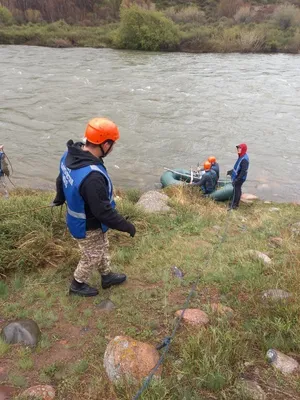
[164,6,206,24]
[25,9,42,23]
[234,6,254,24]
[238,29,265,52]
[217,0,243,18]
[180,26,213,52]
[272,4,300,30]
[285,30,300,53]
[114,5,180,51]
[121,0,155,10]
[0,5,14,25]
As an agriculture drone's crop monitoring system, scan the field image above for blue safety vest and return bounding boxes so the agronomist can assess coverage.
[60,152,115,239]
[232,154,249,182]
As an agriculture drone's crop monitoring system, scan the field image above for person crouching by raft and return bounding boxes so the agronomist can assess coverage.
[227,143,249,210]
[191,161,217,195]
[208,156,219,181]
[52,118,136,297]
[0,145,10,197]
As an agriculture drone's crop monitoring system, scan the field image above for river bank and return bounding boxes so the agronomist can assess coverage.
[1,187,300,399]
[1,20,300,53]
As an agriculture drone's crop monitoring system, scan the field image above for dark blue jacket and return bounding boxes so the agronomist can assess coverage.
[232,154,249,184]
[192,169,217,194]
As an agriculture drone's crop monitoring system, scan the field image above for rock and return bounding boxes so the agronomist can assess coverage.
[96,300,116,311]
[239,379,266,400]
[212,225,221,231]
[266,349,299,375]
[269,207,280,212]
[0,386,14,400]
[80,326,90,334]
[241,193,259,201]
[171,266,184,279]
[104,336,161,383]
[291,222,300,234]
[269,237,283,248]
[262,289,291,301]
[1,319,40,347]
[248,250,271,265]
[210,303,234,317]
[20,385,55,400]
[137,191,170,213]
[264,201,271,204]
[240,198,253,204]
[175,309,209,326]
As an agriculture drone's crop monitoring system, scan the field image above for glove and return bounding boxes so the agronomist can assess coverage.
[50,201,65,207]
[226,170,233,177]
[127,222,136,238]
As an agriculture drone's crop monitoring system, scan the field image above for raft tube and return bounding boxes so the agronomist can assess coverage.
[160,168,233,202]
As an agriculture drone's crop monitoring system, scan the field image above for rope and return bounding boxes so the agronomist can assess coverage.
[132,187,236,400]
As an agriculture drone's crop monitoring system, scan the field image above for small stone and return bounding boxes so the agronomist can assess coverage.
[0,386,14,400]
[104,336,161,383]
[96,300,116,311]
[241,193,259,201]
[1,319,40,347]
[264,201,271,204]
[210,303,234,317]
[291,222,300,234]
[269,207,280,212]
[80,326,90,334]
[269,237,283,248]
[21,385,55,400]
[266,349,299,375]
[137,191,170,213]
[262,289,291,301]
[171,266,184,279]
[175,309,209,326]
[212,225,221,231]
[239,379,266,400]
[248,250,271,265]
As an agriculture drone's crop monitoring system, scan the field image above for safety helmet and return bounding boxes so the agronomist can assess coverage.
[208,156,216,164]
[84,118,120,145]
[204,161,211,171]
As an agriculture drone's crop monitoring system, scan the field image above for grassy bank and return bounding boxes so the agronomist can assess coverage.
[1,3,300,53]
[1,188,300,399]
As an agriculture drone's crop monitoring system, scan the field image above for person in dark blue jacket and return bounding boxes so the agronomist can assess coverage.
[53,118,136,297]
[227,143,249,209]
[191,161,217,195]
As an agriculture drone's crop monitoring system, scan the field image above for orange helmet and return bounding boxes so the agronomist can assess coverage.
[204,161,211,171]
[208,156,216,164]
[84,118,120,145]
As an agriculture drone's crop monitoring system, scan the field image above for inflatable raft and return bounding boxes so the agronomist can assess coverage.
[160,168,233,202]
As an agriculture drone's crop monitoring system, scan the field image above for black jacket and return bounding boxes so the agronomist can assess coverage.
[192,169,217,194]
[53,140,135,235]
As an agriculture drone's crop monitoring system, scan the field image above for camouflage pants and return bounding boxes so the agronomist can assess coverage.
[0,176,8,198]
[74,229,111,283]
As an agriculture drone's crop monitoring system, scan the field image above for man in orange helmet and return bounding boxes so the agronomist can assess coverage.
[191,161,217,195]
[53,118,136,297]
[207,156,219,181]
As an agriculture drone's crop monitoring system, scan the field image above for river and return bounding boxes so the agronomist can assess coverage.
[1,45,300,201]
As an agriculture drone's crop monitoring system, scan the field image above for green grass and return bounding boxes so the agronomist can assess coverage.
[1,187,300,399]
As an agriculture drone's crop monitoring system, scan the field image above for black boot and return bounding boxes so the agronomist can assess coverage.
[101,273,127,289]
[69,279,99,297]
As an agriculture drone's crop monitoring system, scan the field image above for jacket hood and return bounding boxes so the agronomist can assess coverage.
[64,140,104,169]
[237,143,247,157]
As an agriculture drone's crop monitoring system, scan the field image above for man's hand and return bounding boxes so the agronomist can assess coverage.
[226,169,233,177]
[50,201,65,207]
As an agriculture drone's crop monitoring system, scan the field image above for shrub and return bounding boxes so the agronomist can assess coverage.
[238,29,265,52]
[164,6,206,24]
[234,6,254,24]
[217,0,243,18]
[180,26,213,52]
[25,9,42,23]
[0,5,14,25]
[272,4,300,30]
[114,5,180,51]
[121,0,155,10]
[286,30,300,53]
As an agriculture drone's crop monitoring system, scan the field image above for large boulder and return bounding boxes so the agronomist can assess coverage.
[137,191,170,213]
[175,309,209,326]
[104,336,161,383]
[1,319,41,347]
[20,385,55,400]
